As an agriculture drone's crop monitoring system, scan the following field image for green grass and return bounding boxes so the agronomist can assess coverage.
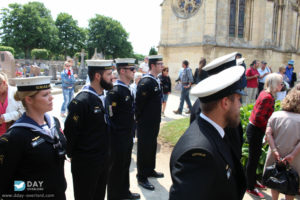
[160,118,189,146]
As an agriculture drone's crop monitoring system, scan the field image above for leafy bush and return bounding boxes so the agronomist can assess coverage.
[240,101,282,178]
[31,49,49,60]
[0,46,15,55]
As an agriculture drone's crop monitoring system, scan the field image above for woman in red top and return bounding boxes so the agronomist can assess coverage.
[245,73,283,199]
[245,60,260,104]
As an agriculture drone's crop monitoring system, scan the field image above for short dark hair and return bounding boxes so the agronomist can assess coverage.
[236,53,242,58]
[148,60,156,70]
[183,60,189,67]
[88,69,105,82]
[250,60,257,67]
[200,94,235,113]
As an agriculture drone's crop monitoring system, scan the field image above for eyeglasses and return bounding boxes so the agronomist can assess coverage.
[124,67,136,72]
[156,62,164,66]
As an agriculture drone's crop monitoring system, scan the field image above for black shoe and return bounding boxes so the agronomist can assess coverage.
[137,178,155,191]
[149,171,164,178]
[122,192,141,200]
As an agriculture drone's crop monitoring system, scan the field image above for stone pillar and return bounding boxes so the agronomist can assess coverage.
[49,64,57,80]
[244,0,255,42]
[216,0,229,45]
[264,0,274,47]
[203,0,217,44]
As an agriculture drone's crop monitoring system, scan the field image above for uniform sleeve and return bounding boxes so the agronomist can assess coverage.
[106,90,120,125]
[0,131,25,194]
[64,99,85,158]
[135,80,152,120]
[169,149,217,200]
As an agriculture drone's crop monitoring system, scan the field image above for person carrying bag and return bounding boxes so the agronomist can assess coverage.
[263,161,299,195]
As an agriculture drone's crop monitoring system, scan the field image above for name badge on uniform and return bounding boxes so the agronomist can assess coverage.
[94,106,102,114]
[226,164,231,179]
[31,138,45,148]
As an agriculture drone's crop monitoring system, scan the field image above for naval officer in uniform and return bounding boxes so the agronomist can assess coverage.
[106,58,140,200]
[169,66,247,200]
[189,52,246,159]
[135,55,164,190]
[0,76,67,199]
[64,60,113,200]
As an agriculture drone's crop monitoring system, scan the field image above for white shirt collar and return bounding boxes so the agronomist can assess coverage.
[200,113,225,138]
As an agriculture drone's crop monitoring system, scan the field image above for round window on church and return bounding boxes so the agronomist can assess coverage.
[172,0,202,19]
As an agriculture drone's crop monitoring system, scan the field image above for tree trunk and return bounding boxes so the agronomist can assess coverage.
[25,48,31,59]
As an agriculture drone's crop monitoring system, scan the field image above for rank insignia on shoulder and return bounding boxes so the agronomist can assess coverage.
[32,136,40,141]
[0,137,8,142]
[112,102,117,107]
[73,115,79,122]
[0,154,4,165]
[142,92,147,96]
[72,100,78,104]
[154,87,158,92]
[125,96,130,101]
[192,152,206,157]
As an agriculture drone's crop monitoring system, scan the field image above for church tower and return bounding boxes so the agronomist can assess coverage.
[159,0,300,78]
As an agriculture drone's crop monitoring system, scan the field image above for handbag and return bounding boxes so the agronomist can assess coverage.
[174,82,182,91]
[262,161,299,195]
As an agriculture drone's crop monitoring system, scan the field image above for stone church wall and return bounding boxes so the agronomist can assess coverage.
[159,0,300,81]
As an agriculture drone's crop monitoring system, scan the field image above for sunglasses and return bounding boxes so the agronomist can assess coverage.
[124,67,136,72]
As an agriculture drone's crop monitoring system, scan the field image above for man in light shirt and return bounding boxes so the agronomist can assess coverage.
[138,57,149,74]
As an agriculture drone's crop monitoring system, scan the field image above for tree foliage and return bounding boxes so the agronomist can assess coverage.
[132,53,145,63]
[149,46,158,55]
[0,2,58,58]
[55,13,86,59]
[87,14,133,59]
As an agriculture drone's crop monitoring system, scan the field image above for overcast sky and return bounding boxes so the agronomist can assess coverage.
[0,0,163,55]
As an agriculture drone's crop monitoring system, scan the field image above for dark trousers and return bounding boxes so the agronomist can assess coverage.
[245,123,264,190]
[71,159,108,200]
[137,121,160,179]
[257,82,264,98]
[108,131,134,200]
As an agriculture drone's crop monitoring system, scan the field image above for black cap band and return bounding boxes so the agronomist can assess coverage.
[116,63,135,68]
[17,84,51,92]
[88,66,113,70]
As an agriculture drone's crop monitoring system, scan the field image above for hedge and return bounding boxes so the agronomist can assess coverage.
[0,46,15,55]
[31,49,49,60]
